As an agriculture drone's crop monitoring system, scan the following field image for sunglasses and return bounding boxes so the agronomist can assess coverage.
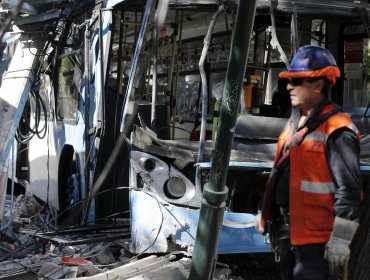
[287,77,321,86]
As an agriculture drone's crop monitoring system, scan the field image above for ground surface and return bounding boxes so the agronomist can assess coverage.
[218,252,280,280]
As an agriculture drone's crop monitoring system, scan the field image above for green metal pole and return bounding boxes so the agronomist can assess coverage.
[188,1,257,279]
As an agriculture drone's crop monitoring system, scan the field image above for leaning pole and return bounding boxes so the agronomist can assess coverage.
[188,1,257,279]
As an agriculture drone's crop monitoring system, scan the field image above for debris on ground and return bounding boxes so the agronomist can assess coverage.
[0,188,245,280]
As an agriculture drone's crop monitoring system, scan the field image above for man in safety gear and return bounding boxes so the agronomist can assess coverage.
[255,45,361,280]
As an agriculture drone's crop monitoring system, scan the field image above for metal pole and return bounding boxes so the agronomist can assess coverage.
[165,15,178,139]
[151,0,170,131]
[151,9,159,130]
[262,29,271,104]
[171,11,184,140]
[120,0,156,133]
[99,8,105,137]
[83,20,91,220]
[195,5,224,196]
[291,3,299,55]
[268,0,289,68]
[188,1,257,279]
[166,12,179,93]
[115,10,124,139]
[290,2,299,55]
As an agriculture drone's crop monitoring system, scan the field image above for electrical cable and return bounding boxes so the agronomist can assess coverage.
[16,68,54,232]
[15,89,48,144]
[26,40,51,58]
[15,63,50,156]
[82,131,131,224]
[81,209,130,226]
[116,189,165,263]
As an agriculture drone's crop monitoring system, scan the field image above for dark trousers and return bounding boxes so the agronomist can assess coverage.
[279,239,330,280]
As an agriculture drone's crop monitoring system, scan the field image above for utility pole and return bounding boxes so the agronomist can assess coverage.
[188,0,257,279]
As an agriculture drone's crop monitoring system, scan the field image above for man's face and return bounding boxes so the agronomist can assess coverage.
[286,78,325,112]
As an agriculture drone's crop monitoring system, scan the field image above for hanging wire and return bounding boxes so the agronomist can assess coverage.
[15,89,48,144]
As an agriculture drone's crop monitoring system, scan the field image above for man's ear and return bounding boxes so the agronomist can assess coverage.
[314,79,325,93]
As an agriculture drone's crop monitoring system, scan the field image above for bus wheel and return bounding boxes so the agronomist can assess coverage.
[58,144,81,226]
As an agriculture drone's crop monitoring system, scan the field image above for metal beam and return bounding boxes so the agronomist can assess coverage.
[257,0,370,17]
[0,38,41,173]
[2,0,37,15]
[13,9,61,25]
[120,0,156,133]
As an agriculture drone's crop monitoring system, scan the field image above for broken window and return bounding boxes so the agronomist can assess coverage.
[56,56,79,123]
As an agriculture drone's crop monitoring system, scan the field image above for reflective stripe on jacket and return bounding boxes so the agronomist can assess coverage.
[275,111,360,245]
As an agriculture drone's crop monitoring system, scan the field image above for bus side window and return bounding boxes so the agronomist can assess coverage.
[56,57,79,123]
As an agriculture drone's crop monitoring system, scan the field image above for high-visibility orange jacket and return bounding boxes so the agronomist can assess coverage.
[275,109,360,245]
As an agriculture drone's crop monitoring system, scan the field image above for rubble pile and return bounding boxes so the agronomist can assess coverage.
[0,187,236,280]
[0,187,137,279]
[0,185,249,279]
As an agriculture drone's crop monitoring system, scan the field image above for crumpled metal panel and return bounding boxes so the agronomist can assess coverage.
[129,190,271,254]
[131,125,277,167]
[130,151,201,208]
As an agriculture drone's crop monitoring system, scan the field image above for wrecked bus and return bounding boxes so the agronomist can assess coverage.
[1,1,370,276]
